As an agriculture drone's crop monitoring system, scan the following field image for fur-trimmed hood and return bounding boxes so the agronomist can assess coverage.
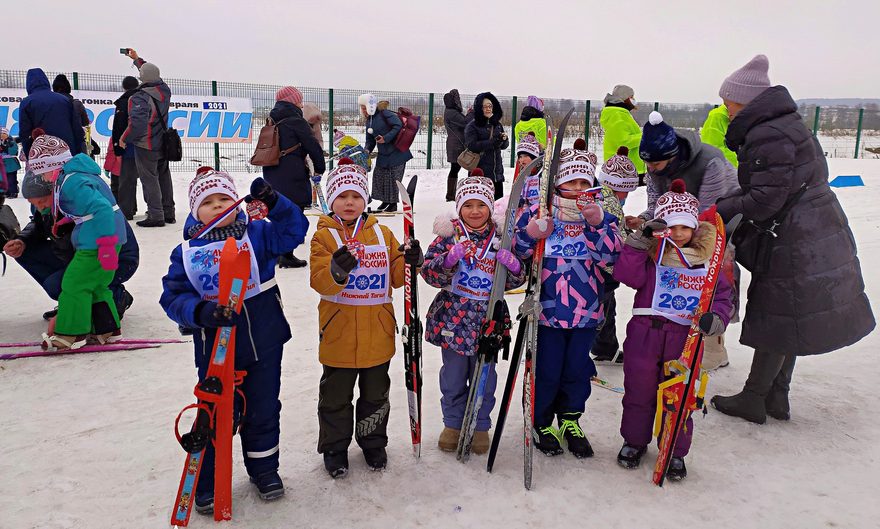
[472,92,503,126]
[647,220,717,267]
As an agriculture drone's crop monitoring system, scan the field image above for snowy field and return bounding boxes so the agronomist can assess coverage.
[1,159,877,529]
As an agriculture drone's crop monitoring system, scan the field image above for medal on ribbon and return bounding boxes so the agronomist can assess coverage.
[246,199,268,221]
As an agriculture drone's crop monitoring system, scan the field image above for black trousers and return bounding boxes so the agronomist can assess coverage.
[446,163,461,201]
[591,273,620,357]
[317,361,391,453]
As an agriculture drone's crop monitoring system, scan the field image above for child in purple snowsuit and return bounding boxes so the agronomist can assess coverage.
[513,148,622,458]
[613,179,734,481]
[422,174,526,455]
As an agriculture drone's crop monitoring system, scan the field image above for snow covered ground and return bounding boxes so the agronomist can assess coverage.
[1,159,877,529]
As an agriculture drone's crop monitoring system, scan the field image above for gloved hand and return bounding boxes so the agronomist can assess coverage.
[698,312,726,336]
[641,218,668,238]
[330,246,358,283]
[442,240,476,268]
[495,248,521,275]
[196,301,242,328]
[311,174,322,184]
[95,235,119,271]
[579,202,604,226]
[623,219,666,251]
[525,216,554,240]
[245,177,278,211]
[400,239,424,267]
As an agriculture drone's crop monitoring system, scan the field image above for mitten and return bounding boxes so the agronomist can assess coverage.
[525,216,553,240]
[443,241,474,268]
[495,248,521,275]
[245,177,278,211]
[698,312,726,336]
[400,239,424,267]
[330,246,358,283]
[96,235,119,271]
[579,202,604,226]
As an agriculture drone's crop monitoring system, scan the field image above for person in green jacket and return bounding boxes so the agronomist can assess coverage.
[599,85,646,175]
[514,95,548,148]
[28,131,128,351]
[700,104,738,167]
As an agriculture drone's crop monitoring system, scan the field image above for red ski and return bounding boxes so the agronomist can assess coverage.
[171,238,251,525]
[652,209,741,486]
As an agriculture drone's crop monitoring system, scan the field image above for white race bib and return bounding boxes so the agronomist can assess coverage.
[322,225,391,306]
[650,261,708,325]
[448,250,497,300]
[182,233,264,301]
[546,219,591,260]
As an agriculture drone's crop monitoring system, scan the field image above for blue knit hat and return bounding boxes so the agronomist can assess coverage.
[639,111,679,162]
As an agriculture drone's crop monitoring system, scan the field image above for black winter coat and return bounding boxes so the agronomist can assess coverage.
[464,92,509,182]
[261,101,326,208]
[717,86,874,356]
[443,89,467,163]
[112,89,138,156]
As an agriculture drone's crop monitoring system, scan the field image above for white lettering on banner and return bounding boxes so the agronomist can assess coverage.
[0,88,253,144]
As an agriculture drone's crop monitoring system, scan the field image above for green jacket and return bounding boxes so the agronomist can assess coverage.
[514,118,548,149]
[599,106,645,174]
[700,105,738,167]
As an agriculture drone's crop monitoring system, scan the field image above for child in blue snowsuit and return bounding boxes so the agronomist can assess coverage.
[421,175,526,454]
[160,168,307,514]
[513,148,622,458]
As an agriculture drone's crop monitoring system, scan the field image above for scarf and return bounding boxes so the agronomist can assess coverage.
[186,219,248,241]
[648,221,717,268]
[552,195,583,222]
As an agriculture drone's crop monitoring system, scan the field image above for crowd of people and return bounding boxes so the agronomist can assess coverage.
[0,53,874,515]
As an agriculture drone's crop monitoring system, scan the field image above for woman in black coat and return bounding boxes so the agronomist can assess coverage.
[464,92,509,199]
[443,89,467,201]
[711,56,874,424]
[262,86,325,268]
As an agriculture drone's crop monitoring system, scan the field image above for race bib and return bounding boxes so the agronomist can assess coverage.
[546,220,591,260]
[651,263,708,325]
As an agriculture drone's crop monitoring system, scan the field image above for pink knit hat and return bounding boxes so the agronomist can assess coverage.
[276,86,303,106]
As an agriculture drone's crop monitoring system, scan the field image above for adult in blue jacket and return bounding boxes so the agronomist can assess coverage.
[19,69,84,157]
[360,94,413,212]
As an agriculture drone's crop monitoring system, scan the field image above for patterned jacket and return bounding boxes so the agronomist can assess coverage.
[513,204,622,329]
[422,212,526,356]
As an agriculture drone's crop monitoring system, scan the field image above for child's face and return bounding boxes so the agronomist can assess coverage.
[460,199,490,230]
[669,225,695,247]
[0,133,8,141]
[517,154,535,172]
[197,193,237,227]
[557,178,592,197]
[332,190,365,221]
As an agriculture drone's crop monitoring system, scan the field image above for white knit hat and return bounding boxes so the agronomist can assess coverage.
[326,159,370,207]
[188,167,239,214]
[597,146,639,192]
[556,148,596,187]
[456,175,495,213]
[516,132,541,159]
[27,131,72,175]
[655,179,699,229]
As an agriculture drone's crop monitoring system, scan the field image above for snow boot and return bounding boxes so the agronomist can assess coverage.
[533,425,564,456]
[666,456,687,481]
[711,351,786,424]
[250,471,285,501]
[445,176,457,202]
[363,447,387,471]
[278,252,307,269]
[42,306,58,321]
[323,450,349,479]
[438,427,460,452]
[41,333,88,351]
[115,288,134,319]
[383,203,398,213]
[592,349,624,365]
[471,431,490,455]
[766,354,796,421]
[617,443,647,469]
[558,414,594,458]
[194,490,213,515]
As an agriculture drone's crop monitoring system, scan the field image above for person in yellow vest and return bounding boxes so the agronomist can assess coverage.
[600,85,646,176]
[514,95,548,149]
[700,104,738,167]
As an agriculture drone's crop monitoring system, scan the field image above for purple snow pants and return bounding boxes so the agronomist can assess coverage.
[620,315,694,457]
[440,349,498,431]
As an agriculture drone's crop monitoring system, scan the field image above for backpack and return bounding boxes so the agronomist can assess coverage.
[250,117,301,167]
[379,107,420,153]
[147,94,183,162]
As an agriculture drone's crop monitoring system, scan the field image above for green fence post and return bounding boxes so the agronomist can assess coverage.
[584,100,591,149]
[510,96,518,168]
[812,107,821,137]
[854,108,865,159]
[653,101,659,112]
[426,93,434,170]
[211,80,221,170]
[328,88,334,170]
[72,72,79,90]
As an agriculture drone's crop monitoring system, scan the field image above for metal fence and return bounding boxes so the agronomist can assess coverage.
[2,69,879,173]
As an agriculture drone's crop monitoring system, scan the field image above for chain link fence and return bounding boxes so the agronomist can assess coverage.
[3,69,879,173]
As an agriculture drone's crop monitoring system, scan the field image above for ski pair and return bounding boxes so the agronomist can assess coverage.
[396,177,423,457]
[170,239,250,526]
[0,342,167,360]
[454,159,535,463]
[652,210,742,486]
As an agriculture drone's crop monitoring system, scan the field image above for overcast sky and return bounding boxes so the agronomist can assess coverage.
[11,0,878,103]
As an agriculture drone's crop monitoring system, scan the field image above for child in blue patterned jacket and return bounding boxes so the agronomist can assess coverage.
[421,174,526,455]
[513,147,623,458]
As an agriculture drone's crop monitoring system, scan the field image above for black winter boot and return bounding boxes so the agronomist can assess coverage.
[323,450,349,479]
[278,252,307,269]
[766,354,796,420]
[557,413,594,458]
[711,351,786,424]
[533,425,564,456]
[445,176,457,201]
[666,456,687,481]
[363,447,387,471]
[617,443,647,469]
